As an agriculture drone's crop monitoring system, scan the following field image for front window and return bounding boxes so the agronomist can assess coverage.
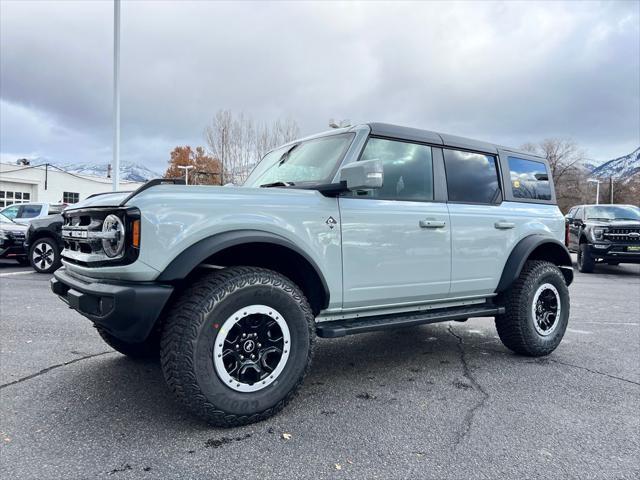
[354,137,434,201]
[0,212,14,224]
[244,133,354,187]
[585,205,640,221]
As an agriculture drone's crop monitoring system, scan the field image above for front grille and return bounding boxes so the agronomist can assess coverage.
[603,228,640,242]
[62,210,110,256]
[61,207,140,267]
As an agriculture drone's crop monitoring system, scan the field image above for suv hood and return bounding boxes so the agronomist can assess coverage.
[65,191,133,210]
[0,221,28,234]
[585,219,640,227]
[65,184,322,211]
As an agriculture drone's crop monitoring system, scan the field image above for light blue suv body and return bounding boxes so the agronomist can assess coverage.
[51,123,573,426]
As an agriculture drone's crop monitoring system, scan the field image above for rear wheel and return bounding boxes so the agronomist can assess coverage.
[29,237,61,274]
[577,243,595,273]
[160,266,314,427]
[495,260,570,357]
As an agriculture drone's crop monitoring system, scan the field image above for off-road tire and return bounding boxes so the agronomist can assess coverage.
[29,237,61,274]
[577,243,595,273]
[97,327,160,359]
[160,266,315,427]
[495,260,570,357]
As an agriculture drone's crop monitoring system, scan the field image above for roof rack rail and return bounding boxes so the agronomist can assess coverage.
[86,190,133,200]
[119,178,186,206]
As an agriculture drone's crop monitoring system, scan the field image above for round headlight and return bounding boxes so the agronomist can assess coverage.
[102,214,125,258]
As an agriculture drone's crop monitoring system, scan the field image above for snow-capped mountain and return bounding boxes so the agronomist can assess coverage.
[42,159,161,183]
[590,147,640,181]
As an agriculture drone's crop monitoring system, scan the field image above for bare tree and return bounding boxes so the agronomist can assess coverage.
[521,138,590,213]
[204,110,300,185]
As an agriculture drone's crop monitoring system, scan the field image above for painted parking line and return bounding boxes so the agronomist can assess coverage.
[0,270,34,277]
[567,328,593,335]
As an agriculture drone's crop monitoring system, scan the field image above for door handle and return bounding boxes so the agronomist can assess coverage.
[419,219,446,229]
[494,221,515,230]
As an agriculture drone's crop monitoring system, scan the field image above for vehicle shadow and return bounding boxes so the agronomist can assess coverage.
[571,258,640,277]
[39,322,509,438]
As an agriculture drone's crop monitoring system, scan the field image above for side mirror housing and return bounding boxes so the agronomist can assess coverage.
[339,159,384,191]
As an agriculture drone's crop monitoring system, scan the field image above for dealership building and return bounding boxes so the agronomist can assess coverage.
[0,162,145,209]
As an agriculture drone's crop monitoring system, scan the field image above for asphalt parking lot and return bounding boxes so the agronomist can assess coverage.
[1,259,639,479]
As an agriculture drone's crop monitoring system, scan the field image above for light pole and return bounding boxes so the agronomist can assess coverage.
[112,0,121,192]
[178,165,194,185]
[587,178,600,205]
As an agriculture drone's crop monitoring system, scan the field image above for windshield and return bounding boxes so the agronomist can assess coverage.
[585,205,640,221]
[244,133,354,187]
[0,213,14,224]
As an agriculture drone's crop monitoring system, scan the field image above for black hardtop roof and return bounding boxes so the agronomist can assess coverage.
[367,122,545,160]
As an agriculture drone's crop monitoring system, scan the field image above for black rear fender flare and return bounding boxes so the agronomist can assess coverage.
[496,235,573,293]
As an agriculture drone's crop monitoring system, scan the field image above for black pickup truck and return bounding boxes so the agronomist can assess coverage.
[565,204,640,272]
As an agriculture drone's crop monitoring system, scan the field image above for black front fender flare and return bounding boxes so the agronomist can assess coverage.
[496,235,573,293]
[156,229,330,308]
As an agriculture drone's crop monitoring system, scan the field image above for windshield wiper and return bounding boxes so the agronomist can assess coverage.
[260,181,296,188]
[614,217,640,221]
[586,217,611,221]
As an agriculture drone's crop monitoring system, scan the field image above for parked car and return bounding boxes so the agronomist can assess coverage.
[565,204,640,272]
[0,202,66,225]
[0,212,28,265]
[51,122,573,426]
[25,214,64,273]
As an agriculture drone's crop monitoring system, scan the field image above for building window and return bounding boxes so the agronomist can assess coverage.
[443,149,501,204]
[63,192,80,204]
[0,190,31,208]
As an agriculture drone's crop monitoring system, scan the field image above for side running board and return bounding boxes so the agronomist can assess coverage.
[316,305,505,338]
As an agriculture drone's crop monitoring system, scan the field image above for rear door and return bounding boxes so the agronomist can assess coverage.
[444,148,513,297]
[339,137,451,309]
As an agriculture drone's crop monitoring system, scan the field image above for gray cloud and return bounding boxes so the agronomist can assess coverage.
[1,0,638,171]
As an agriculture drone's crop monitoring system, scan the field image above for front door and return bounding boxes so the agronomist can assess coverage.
[339,137,451,310]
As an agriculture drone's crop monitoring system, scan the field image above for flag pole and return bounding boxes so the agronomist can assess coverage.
[112,0,121,191]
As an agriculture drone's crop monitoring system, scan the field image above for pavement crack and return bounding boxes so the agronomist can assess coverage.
[0,351,113,390]
[448,325,490,448]
[545,359,640,387]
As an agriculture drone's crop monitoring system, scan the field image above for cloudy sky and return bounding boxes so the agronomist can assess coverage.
[1,0,639,172]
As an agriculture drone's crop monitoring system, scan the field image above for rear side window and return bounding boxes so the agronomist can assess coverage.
[357,138,434,201]
[18,204,42,218]
[508,157,552,201]
[443,149,501,204]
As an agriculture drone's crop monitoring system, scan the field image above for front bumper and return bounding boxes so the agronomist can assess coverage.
[0,238,27,258]
[587,243,640,264]
[51,267,173,342]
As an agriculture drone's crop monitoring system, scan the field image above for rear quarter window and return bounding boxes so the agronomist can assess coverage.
[508,157,552,201]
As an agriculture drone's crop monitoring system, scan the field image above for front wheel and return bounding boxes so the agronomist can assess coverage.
[160,267,315,427]
[29,237,61,274]
[495,260,570,357]
[577,243,595,273]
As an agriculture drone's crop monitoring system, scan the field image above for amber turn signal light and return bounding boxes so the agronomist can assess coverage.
[132,219,140,248]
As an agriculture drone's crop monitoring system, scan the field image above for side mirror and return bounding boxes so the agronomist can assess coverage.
[339,159,383,191]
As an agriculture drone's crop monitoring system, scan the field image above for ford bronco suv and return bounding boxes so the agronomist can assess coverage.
[565,204,640,272]
[51,123,573,426]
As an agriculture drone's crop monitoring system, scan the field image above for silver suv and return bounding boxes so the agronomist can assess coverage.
[51,123,573,426]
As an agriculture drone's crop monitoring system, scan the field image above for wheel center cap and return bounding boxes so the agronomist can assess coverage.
[243,340,256,353]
